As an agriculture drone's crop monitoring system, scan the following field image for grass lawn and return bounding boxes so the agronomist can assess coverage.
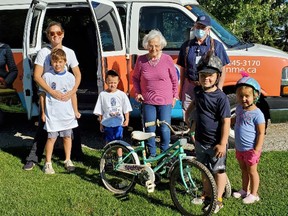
[0,147,287,216]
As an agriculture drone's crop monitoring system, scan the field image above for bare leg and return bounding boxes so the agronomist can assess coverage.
[45,137,57,163]
[247,163,259,196]
[117,148,123,158]
[215,172,227,199]
[238,159,250,193]
[63,137,72,161]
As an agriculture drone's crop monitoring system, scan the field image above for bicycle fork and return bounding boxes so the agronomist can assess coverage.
[178,155,198,193]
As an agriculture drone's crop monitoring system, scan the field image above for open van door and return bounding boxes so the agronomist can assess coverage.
[23,0,126,117]
[23,0,47,119]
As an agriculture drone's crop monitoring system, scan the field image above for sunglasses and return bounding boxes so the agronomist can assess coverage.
[49,31,63,37]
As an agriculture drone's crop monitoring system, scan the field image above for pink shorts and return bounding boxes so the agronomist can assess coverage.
[236,149,261,166]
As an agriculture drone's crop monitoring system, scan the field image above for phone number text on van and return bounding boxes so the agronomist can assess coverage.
[226,60,261,74]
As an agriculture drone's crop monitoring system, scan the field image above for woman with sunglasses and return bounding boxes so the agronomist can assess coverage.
[34,21,81,100]
[23,21,83,171]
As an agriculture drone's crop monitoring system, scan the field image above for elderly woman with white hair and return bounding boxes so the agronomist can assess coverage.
[132,29,178,158]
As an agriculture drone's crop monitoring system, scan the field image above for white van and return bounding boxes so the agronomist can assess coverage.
[0,0,288,125]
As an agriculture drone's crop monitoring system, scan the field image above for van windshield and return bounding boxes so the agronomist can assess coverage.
[187,5,246,48]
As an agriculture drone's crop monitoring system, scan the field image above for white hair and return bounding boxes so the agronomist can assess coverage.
[142,29,167,49]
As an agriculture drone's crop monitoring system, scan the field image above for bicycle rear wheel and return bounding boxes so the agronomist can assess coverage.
[169,158,217,216]
[100,143,137,195]
[223,176,232,198]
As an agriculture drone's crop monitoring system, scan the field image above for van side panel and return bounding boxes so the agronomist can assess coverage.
[11,51,24,93]
[225,56,284,96]
[105,55,129,93]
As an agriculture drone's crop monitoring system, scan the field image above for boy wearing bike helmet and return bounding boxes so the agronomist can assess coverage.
[232,74,265,204]
[187,55,231,213]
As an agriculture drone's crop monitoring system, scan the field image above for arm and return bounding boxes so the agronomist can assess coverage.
[217,66,226,90]
[185,99,195,126]
[178,66,185,100]
[61,65,82,101]
[254,123,265,153]
[39,91,46,123]
[98,115,104,132]
[132,57,144,102]
[214,117,231,158]
[71,93,81,119]
[122,112,130,127]
[5,45,18,85]
[215,40,230,90]
[168,59,179,108]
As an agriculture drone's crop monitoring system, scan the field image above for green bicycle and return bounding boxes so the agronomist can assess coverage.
[100,120,218,216]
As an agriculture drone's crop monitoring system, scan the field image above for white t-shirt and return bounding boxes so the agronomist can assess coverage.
[93,90,132,127]
[34,45,79,73]
[41,70,78,132]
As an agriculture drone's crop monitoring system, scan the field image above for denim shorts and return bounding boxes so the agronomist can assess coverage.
[48,129,73,139]
[236,149,261,166]
[195,141,227,174]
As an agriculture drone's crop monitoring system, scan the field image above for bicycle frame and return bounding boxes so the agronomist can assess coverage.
[115,135,197,191]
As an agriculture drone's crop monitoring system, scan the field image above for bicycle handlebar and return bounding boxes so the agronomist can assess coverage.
[145,120,190,136]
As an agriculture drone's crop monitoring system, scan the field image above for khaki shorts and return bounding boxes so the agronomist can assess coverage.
[48,129,73,139]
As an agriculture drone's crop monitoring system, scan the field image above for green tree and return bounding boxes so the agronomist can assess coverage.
[198,0,288,51]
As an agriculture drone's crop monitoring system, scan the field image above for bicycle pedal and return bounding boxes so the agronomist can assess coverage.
[146,180,156,193]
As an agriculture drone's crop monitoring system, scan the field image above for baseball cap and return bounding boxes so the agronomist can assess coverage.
[196,15,211,27]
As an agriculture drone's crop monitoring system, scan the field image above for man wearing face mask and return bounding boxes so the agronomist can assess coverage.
[177,15,230,117]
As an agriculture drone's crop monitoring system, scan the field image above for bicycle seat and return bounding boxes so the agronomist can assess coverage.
[131,131,156,141]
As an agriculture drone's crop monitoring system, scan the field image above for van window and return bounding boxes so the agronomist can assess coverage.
[188,5,241,48]
[93,3,123,51]
[0,10,27,49]
[138,7,193,50]
[117,6,126,37]
[30,9,43,48]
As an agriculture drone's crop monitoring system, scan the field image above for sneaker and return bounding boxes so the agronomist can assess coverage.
[243,194,260,204]
[214,201,223,214]
[23,161,35,171]
[43,162,55,174]
[64,160,75,172]
[203,199,224,214]
[192,197,204,205]
[191,193,207,205]
[233,189,249,198]
[148,155,156,160]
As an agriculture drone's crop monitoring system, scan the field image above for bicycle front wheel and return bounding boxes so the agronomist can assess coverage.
[169,158,217,216]
[100,143,137,195]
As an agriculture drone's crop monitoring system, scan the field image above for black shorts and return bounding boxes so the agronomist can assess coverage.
[195,141,227,174]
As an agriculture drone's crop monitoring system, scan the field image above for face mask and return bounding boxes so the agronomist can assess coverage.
[194,29,206,39]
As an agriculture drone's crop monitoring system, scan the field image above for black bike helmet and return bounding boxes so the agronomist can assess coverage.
[197,54,223,75]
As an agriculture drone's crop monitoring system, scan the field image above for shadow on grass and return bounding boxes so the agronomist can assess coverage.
[1,146,32,164]
[132,189,177,211]
[112,191,177,212]
[108,175,176,211]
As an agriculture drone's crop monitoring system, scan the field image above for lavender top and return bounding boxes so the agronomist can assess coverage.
[132,53,178,105]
